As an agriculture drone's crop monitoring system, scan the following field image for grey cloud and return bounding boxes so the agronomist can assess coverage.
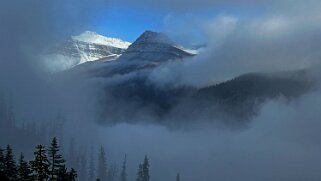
[2,1,321,181]
[97,91,321,181]
[0,0,110,149]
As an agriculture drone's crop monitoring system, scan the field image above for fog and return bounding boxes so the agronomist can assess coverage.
[1,0,321,181]
[150,6,321,87]
[101,92,321,181]
[69,89,320,181]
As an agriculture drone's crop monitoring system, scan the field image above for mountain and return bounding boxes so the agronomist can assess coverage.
[68,31,195,78]
[117,31,194,63]
[99,70,314,127]
[72,31,131,49]
[42,31,131,72]
[61,31,315,127]
[188,70,314,123]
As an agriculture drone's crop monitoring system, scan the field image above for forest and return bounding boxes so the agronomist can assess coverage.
[0,92,180,181]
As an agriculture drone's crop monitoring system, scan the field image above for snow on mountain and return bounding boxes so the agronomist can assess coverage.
[66,32,313,126]
[42,31,131,72]
[57,31,314,127]
[72,31,131,49]
[69,31,196,78]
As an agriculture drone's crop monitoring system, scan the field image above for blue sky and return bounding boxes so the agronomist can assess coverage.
[90,5,263,43]
[92,6,166,42]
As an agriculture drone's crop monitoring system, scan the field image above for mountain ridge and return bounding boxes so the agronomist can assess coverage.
[116,30,194,63]
[56,31,316,127]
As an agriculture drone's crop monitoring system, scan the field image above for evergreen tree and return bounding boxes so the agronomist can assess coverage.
[54,111,65,154]
[135,156,151,181]
[0,146,7,180]
[30,145,50,181]
[107,163,118,181]
[57,165,68,181]
[119,155,127,181]
[48,137,65,180]
[88,148,95,181]
[78,149,87,181]
[68,138,76,169]
[0,146,5,172]
[142,155,150,181]
[4,145,17,180]
[176,173,180,181]
[135,163,143,181]
[68,168,77,181]
[57,167,77,181]
[17,153,32,181]
[97,146,107,181]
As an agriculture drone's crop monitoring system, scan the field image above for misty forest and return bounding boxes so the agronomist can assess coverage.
[1,0,321,181]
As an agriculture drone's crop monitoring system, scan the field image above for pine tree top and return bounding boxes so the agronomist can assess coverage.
[0,146,4,159]
[120,154,128,181]
[4,145,17,180]
[176,173,180,181]
[143,155,149,167]
[18,153,32,181]
[5,145,16,165]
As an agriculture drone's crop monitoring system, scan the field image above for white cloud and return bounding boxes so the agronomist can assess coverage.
[150,6,321,87]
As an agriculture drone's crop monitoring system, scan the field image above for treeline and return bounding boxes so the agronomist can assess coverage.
[0,140,152,181]
[0,91,182,181]
[0,92,45,156]
[94,148,152,181]
[0,140,182,181]
[0,137,76,181]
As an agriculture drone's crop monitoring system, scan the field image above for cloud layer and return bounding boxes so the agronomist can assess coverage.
[1,1,321,181]
[148,0,321,87]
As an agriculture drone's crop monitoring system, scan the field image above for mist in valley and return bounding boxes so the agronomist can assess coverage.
[1,0,321,181]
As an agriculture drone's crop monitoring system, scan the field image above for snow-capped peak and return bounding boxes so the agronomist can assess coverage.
[72,31,131,49]
[117,30,195,63]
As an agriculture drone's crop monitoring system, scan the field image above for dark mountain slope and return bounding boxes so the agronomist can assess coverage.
[99,70,314,126]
